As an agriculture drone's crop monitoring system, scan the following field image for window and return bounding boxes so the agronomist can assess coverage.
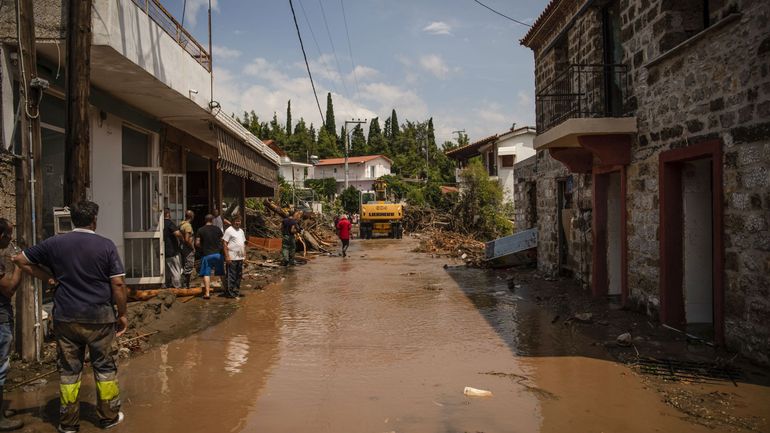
[370,166,375,178]
[657,0,714,53]
[333,168,337,173]
[122,126,151,167]
[501,155,515,168]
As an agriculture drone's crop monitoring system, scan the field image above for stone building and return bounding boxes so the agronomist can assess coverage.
[517,0,770,364]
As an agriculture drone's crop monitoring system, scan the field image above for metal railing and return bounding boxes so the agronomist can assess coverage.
[536,64,629,133]
[130,0,211,71]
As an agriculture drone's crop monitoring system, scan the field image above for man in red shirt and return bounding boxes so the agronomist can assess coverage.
[336,215,352,257]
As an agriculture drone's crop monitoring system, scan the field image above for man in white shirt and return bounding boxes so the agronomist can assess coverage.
[222,215,246,298]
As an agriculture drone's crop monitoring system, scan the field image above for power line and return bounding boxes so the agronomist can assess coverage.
[339,0,360,101]
[473,0,532,28]
[289,0,324,125]
[316,0,351,101]
[297,0,338,94]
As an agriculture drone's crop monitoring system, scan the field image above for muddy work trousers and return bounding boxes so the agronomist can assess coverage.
[181,247,195,288]
[55,321,121,429]
[164,254,182,288]
[281,234,296,265]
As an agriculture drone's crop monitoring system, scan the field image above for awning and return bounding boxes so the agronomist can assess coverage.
[216,126,278,191]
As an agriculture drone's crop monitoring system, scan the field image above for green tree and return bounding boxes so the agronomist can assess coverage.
[286,100,292,136]
[316,127,340,158]
[454,160,512,240]
[350,124,367,156]
[339,186,360,215]
[324,92,336,138]
[389,109,400,140]
[367,117,387,155]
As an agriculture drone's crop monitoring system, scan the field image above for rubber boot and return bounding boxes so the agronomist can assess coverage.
[0,387,23,431]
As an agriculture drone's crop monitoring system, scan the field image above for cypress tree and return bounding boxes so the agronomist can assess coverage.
[324,92,336,137]
[390,109,400,139]
[286,100,292,136]
[367,117,387,155]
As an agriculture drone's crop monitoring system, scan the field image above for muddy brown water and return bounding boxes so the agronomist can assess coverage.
[10,238,769,432]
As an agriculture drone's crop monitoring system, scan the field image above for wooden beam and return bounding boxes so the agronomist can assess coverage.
[15,0,44,361]
[64,0,92,204]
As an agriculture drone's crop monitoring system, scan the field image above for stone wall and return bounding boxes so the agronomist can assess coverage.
[0,151,16,225]
[514,150,593,288]
[622,0,770,363]
[0,0,67,42]
[513,155,537,231]
[528,0,770,363]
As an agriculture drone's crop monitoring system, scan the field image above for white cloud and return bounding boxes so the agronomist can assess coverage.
[359,83,428,120]
[348,65,379,82]
[419,54,451,80]
[422,21,452,35]
[212,45,241,60]
[182,0,218,28]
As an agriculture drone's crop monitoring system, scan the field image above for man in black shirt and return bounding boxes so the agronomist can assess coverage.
[163,208,182,288]
[281,211,302,266]
[0,219,23,430]
[195,214,227,299]
[14,201,127,431]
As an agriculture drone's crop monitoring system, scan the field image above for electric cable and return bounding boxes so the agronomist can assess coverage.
[473,0,532,28]
[289,0,325,125]
[316,0,351,101]
[340,0,360,101]
[297,0,338,92]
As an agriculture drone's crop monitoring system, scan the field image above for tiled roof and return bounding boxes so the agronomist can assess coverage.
[316,155,392,166]
[444,134,499,159]
[520,0,581,49]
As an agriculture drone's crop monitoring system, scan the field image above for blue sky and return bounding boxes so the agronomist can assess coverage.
[166,0,548,144]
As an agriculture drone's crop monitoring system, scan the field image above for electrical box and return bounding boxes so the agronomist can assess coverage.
[53,207,73,235]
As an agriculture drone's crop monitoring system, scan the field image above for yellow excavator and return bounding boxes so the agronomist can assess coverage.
[359,179,403,239]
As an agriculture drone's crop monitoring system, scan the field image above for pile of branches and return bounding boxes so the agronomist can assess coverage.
[262,199,338,254]
[402,205,450,233]
[413,227,487,267]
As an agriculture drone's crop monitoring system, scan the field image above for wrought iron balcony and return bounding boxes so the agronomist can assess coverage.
[535,64,630,133]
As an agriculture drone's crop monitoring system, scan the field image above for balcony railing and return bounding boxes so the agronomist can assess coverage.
[130,0,212,71]
[535,64,629,133]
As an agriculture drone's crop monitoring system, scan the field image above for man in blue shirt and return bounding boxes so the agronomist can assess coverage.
[13,201,127,432]
[0,219,23,431]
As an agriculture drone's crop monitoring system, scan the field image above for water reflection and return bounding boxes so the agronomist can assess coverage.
[224,335,250,375]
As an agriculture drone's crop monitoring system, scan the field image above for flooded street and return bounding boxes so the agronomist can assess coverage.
[11,238,766,432]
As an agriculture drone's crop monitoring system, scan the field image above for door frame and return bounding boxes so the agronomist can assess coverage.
[592,165,628,304]
[659,140,724,344]
[122,166,164,285]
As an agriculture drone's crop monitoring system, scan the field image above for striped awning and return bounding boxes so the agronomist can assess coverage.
[215,126,278,190]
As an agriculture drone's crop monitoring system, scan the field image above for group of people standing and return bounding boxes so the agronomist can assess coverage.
[163,207,247,299]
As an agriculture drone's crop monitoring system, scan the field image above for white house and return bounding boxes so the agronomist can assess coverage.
[265,140,314,188]
[312,155,392,193]
[445,127,536,205]
[0,0,279,287]
[479,127,537,204]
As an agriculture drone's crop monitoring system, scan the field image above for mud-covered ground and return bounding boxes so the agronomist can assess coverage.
[6,236,770,433]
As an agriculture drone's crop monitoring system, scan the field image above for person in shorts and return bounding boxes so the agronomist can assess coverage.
[0,219,23,431]
[196,214,225,299]
[336,214,351,257]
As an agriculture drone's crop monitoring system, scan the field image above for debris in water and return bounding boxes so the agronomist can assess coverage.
[617,332,633,347]
[572,312,594,323]
[463,386,493,397]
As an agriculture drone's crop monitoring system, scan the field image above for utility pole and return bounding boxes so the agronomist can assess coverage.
[64,0,92,204]
[16,0,46,361]
[452,129,466,144]
[343,119,366,189]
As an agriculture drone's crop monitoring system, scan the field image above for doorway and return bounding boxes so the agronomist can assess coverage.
[186,152,211,230]
[557,177,574,276]
[659,141,724,343]
[592,167,627,302]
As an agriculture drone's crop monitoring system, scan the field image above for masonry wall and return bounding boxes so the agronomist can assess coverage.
[0,151,15,225]
[530,0,770,363]
[620,0,770,363]
[513,155,537,231]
